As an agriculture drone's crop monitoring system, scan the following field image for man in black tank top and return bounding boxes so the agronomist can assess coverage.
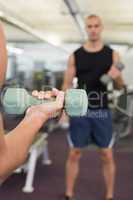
[62,15,124,200]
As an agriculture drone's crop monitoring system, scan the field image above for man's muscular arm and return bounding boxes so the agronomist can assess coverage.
[109,51,125,89]
[62,54,76,91]
[60,54,76,124]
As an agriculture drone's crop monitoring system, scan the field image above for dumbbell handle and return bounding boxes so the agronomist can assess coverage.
[107,62,125,81]
[100,62,125,85]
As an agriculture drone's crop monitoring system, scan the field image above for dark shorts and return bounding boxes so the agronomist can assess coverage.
[68,109,114,148]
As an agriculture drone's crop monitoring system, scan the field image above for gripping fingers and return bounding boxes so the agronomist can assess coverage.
[32,89,58,100]
[108,66,121,79]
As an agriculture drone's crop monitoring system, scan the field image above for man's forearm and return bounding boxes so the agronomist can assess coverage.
[62,82,71,91]
[62,77,73,91]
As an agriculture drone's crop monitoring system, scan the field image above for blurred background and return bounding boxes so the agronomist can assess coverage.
[0,0,133,200]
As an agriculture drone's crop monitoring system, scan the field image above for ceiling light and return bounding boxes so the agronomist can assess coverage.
[46,35,62,46]
[7,45,24,55]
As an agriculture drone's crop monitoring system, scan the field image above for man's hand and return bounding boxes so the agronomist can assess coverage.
[108,65,121,79]
[109,51,125,90]
[26,88,65,122]
[108,65,125,90]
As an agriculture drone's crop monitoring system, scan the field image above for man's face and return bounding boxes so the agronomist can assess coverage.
[85,17,103,42]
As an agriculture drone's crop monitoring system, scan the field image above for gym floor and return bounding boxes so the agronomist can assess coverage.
[0,128,133,200]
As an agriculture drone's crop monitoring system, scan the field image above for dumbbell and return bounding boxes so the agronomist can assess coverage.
[100,62,125,85]
[2,88,88,117]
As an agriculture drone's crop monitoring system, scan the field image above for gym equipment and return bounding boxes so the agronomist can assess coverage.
[100,62,125,85]
[107,84,133,113]
[21,133,50,193]
[107,83,133,143]
[115,85,133,116]
[2,88,88,117]
[22,133,51,193]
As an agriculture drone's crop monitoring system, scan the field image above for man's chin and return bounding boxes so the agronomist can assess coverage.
[90,38,99,42]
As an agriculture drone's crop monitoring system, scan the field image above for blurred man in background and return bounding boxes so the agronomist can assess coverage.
[62,15,124,200]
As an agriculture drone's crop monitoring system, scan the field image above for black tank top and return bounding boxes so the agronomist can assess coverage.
[74,45,113,109]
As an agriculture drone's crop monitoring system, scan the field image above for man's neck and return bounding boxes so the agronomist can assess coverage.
[84,40,103,52]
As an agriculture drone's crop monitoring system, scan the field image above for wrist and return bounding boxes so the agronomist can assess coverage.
[24,107,48,128]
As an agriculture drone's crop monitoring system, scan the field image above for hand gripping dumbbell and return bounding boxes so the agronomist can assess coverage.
[100,62,125,85]
[2,88,88,117]
[100,63,125,109]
